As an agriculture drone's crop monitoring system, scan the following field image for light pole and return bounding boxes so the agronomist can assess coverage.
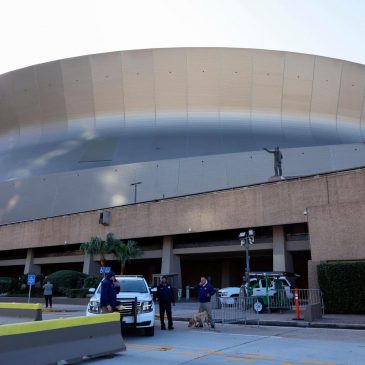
[239,229,255,283]
[130,182,142,203]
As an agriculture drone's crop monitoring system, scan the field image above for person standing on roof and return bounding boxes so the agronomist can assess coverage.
[157,276,175,330]
[100,271,120,313]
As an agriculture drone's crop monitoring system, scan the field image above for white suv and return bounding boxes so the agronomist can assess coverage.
[86,275,155,336]
[217,287,241,298]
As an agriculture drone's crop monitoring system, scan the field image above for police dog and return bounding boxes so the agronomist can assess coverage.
[188,311,209,328]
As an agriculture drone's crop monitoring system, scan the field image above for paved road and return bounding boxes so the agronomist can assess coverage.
[82,321,365,365]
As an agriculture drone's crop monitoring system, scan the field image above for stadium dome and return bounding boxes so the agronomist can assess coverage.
[1,48,365,224]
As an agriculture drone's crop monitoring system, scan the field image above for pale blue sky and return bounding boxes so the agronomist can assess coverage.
[0,0,364,74]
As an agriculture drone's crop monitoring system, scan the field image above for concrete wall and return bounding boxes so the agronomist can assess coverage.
[0,171,328,250]
[0,168,364,261]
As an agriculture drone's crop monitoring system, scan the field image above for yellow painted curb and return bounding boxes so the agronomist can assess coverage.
[0,313,120,337]
[0,303,42,310]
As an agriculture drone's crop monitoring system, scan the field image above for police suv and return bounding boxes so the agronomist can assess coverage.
[86,275,155,336]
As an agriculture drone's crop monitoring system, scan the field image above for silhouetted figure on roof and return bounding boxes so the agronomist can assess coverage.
[263,146,283,176]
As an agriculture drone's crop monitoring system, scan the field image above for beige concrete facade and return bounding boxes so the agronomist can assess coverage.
[0,173,327,250]
[0,167,365,287]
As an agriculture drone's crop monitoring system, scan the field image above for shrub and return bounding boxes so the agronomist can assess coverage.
[83,276,101,289]
[317,262,365,314]
[46,270,87,295]
[0,277,17,294]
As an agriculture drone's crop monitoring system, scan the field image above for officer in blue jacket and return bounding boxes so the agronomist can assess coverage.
[194,276,216,328]
[100,271,120,313]
[157,276,175,330]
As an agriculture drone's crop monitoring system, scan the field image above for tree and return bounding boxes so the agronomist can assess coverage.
[80,235,112,267]
[108,235,143,275]
[80,233,143,274]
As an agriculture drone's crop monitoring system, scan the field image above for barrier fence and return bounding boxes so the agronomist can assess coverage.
[211,289,323,326]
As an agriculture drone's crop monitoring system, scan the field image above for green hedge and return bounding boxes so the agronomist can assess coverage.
[0,272,101,297]
[317,262,365,314]
[46,270,87,295]
[0,277,17,293]
[83,276,101,289]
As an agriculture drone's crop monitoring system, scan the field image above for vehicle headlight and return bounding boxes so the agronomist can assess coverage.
[88,300,100,314]
[141,300,153,313]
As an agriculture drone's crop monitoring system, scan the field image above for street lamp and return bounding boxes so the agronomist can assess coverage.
[130,182,142,204]
[239,229,255,282]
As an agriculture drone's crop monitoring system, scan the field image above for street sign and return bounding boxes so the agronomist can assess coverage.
[100,267,111,274]
[27,274,36,304]
[27,274,36,285]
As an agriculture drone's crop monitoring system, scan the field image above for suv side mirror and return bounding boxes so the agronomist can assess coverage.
[88,288,96,294]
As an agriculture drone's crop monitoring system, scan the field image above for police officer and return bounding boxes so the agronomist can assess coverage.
[195,276,216,328]
[100,271,120,313]
[157,276,175,330]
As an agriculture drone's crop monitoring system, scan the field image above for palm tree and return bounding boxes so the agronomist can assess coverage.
[109,237,143,275]
[80,235,112,267]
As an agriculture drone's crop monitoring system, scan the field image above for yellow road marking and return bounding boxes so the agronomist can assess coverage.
[128,345,170,352]
[199,349,225,354]
[126,342,174,350]
[302,361,336,365]
[224,357,255,362]
[244,353,274,359]
[281,363,300,365]
[179,352,203,357]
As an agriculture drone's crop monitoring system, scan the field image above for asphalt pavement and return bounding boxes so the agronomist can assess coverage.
[1,300,365,330]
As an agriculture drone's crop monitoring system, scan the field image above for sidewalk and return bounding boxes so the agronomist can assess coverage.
[168,302,365,330]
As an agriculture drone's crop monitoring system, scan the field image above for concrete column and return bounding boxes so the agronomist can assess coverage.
[83,255,99,276]
[307,260,320,289]
[273,225,293,272]
[161,235,182,288]
[221,261,230,287]
[24,248,41,275]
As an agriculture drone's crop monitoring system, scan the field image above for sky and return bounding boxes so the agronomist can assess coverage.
[0,0,364,75]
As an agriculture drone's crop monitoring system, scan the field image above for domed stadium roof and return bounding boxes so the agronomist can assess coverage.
[1,48,365,225]
[0,47,364,182]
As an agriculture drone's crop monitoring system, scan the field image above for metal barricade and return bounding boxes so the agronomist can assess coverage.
[211,295,261,325]
[265,288,323,312]
[214,289,323,326]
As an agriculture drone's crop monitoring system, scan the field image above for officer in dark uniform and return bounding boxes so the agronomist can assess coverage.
[157,276,175,330]
[100,271,120,313]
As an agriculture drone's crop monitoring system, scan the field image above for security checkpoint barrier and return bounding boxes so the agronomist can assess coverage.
[304,303,323,322]
[213,289,323,325]
[0,302,42,321]
[0,312,126,365]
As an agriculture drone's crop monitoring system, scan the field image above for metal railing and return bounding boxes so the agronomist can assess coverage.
[211,289,323,326]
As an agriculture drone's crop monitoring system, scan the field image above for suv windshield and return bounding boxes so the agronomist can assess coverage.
[96,278,148,294]
[119,279,148,293]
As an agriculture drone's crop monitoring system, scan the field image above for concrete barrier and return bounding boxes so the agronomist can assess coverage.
[304,303,323,322]
[0,303,42,321]
[0,313,126,365]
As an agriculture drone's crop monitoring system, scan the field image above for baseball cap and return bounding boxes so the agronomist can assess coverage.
[106,271,116,279]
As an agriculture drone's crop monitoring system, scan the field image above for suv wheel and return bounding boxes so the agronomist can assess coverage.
[144,326,155,336]
[253,299,264,313]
